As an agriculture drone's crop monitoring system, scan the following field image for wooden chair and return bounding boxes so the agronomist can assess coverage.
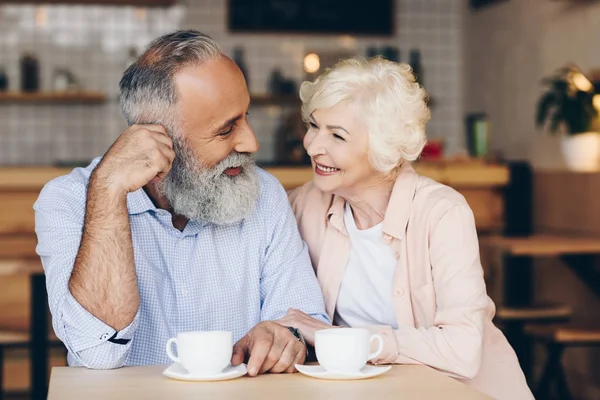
[495,304,573,323]
[0,330,64,400]
[526,324,600,400]
[0,331,67,400]
[493,303,573,384]
[0,331,31,400]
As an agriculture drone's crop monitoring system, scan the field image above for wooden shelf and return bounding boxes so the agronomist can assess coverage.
[479,234,600,256]
[251,94,300,107]
[249,94,435,108]
[0,92,107,104]
[0,0,175,5]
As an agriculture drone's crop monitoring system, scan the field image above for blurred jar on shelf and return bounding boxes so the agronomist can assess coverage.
[20,52,40,92]
[0,66,8,91]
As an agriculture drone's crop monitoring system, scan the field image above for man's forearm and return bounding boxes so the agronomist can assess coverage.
[68,172,139,331]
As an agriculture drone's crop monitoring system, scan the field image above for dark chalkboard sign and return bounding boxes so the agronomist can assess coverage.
[228,0,394,36]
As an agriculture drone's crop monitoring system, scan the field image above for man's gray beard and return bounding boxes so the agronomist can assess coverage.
[157,138,259,225]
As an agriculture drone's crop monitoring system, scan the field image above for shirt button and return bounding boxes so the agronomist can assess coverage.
[383,234,393,243]
[100,333,110,340]
[395,288,404,297]
[181,288,188,295]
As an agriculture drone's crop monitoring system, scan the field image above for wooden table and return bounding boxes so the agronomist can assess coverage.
[479,234,600,380]
[0,253,49,400]
[479,234,600,257]
[47,365,490,399]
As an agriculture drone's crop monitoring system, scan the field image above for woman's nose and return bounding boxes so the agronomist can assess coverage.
[305,132,325,157]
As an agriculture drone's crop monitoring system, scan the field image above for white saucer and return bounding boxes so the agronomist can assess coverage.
[295,364,392,380]
[163,363,247,382]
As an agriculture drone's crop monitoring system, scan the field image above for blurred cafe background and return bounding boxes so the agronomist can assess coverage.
[0,0,599,399]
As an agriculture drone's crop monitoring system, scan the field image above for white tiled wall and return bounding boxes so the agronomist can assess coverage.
[0,0,464,165]
[465,0,600,168]
[465,3,600,398]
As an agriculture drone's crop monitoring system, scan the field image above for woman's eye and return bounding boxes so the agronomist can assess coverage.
[309,122,318,129]
[333,133,345,141]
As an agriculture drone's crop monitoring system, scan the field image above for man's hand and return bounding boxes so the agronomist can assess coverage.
[94,124,175,195]
[278,308,337,346]
[231,321,306,376]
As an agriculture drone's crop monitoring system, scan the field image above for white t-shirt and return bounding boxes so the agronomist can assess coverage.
[334,203,399,329]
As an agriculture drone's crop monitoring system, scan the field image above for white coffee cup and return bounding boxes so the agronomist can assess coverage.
[315,328,384,373]
[165,331,232,376]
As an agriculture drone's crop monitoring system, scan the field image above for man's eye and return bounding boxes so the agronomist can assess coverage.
[219,127,233,136]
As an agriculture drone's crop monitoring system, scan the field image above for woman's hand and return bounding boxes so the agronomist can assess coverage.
[278,308,340,346]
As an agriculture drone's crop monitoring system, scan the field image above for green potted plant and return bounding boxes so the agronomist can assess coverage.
[536,65,600,171]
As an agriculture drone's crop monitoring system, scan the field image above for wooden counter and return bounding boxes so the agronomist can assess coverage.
[0,161,509,236]
[534,169,600,237]
[0,161,508,190]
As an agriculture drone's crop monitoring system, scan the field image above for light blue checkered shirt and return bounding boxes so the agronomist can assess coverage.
[34,158,328,369]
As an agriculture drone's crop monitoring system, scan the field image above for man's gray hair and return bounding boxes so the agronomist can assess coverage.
[119,30,223,133]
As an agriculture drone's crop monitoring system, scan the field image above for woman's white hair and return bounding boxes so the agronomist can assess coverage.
[300,57,430,174]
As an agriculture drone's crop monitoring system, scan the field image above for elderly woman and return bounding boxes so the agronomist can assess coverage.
[279,57,533,399]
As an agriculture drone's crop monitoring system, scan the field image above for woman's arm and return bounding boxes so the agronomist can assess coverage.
[279,201,488,379]
[365,202,488,379]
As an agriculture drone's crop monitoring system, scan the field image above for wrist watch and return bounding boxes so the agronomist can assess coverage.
[286,326,309,357]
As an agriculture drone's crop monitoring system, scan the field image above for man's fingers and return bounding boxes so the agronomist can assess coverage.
[247,337,272,376]
[149,130,174,149]
[285,342,307,373]
[231,349,245,367]
[158,143,175,166]
[231,337,249,366]
[133,124,167,135]
[258,335,289,374]
[153,144,175,181]
[270,340,296,374]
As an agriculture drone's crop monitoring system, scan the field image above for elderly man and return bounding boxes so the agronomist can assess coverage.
[33,30,328,375]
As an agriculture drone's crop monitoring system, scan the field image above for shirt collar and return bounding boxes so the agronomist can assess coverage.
[125,188,211,233]
[126,188,157,215]
[326,162,419,241]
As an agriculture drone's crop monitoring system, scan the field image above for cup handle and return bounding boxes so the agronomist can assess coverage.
[165,338,180,363]
[368,334,384,360]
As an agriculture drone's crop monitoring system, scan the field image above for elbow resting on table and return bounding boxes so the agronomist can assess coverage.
[447,345,483,380]
[451,360,481,380]
[72,350,128,370]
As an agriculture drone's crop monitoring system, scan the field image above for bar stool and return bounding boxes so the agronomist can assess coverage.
[0,331,30,400]
[0,331,65,400]
[526,324,600,400]
[493,303,573,381]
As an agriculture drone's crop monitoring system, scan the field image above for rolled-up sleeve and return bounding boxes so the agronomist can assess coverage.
[34,176,139,369]
[259,183,330,324]
[366,202,488,380]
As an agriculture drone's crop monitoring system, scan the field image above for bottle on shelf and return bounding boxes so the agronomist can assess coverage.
[20,52,40,92]
[408,49,423,86]
[365,45,379,59]
[125,47,138,71]
[232,46,249,90]
[382,46,400,62]
[0,66,8,91]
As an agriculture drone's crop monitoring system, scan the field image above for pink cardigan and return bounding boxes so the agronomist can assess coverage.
[288,164,533,400]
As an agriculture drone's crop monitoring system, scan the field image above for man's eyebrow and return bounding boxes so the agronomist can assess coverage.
[212,100,251,135]
[213,114,243,135]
